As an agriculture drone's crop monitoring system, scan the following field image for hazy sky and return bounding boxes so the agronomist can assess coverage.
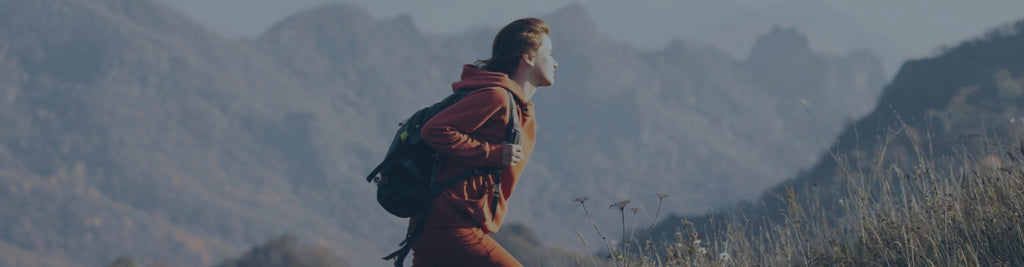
[158,0,1024,74]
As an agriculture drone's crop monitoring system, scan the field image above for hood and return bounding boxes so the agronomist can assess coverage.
[451,64,528,103]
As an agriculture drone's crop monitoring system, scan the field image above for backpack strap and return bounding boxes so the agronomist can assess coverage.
[504,89,521,143]
[491,89,520,214]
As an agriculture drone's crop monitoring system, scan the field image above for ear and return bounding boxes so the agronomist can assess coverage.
[522,52,537,67]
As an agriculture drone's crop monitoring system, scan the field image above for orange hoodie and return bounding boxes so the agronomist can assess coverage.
[420,65,537,234]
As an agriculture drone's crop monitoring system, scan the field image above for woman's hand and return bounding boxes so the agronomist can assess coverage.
[502,143,523,167]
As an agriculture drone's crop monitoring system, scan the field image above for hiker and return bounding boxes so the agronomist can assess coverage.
[411,17,557,266]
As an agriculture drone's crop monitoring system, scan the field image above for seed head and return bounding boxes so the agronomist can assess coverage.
[610,199,631,211]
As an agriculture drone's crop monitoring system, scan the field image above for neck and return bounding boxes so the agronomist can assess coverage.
[511,71,538,102]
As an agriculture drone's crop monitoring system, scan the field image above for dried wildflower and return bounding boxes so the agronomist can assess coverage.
[574,196,590,204]
[631,207,641,214]
[719,242,731,261]
[655,192,669,199]
[698,247,707,255]
[610,199,631,211]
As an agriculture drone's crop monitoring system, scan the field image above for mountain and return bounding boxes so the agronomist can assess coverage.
[491,223,610,266]
[105,235,350,267]
[0,0,884,266]
[215,235,350,267]
[0,0,353,265]
[649,17,1024,245]
[691,0,906,74]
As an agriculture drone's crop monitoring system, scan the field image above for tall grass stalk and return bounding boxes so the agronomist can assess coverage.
[575,130,1024,266]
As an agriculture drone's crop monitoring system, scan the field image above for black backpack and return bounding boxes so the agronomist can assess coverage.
[366,88,520,266]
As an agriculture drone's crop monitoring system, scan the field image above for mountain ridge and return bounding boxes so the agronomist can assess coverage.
[0,1,886,266]
[649,17,1024,247]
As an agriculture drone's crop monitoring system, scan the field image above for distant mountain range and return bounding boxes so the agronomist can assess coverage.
[683,0,905,73]
[650,16,1024,246]
[0,0,885,266]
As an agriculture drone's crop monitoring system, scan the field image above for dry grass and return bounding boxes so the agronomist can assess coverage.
[578,131,1024,266]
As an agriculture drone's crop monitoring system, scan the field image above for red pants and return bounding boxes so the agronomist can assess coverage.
[411,223,522,266]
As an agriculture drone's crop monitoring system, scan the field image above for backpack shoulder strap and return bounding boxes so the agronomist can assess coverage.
[503,89,521,145]
[490,89,520,215]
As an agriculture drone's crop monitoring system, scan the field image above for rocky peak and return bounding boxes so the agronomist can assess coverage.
[542,2,604,47]
[261,2,376,38]
[747,25,812,64]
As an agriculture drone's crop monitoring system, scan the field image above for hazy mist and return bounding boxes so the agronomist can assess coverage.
[2,0,1023,266]
[159,0,1024,73]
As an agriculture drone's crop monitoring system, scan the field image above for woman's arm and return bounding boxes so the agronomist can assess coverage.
[421,88,509,168]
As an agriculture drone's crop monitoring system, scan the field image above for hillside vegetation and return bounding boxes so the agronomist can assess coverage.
[631,17,1024,267]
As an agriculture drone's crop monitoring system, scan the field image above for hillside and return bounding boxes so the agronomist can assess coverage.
[0,0,884,265]
[649,17,1024,250]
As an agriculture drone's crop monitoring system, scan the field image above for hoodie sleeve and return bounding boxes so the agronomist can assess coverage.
[421,88,507,168]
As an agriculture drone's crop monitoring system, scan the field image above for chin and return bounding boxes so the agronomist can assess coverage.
[541,76,555,86]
